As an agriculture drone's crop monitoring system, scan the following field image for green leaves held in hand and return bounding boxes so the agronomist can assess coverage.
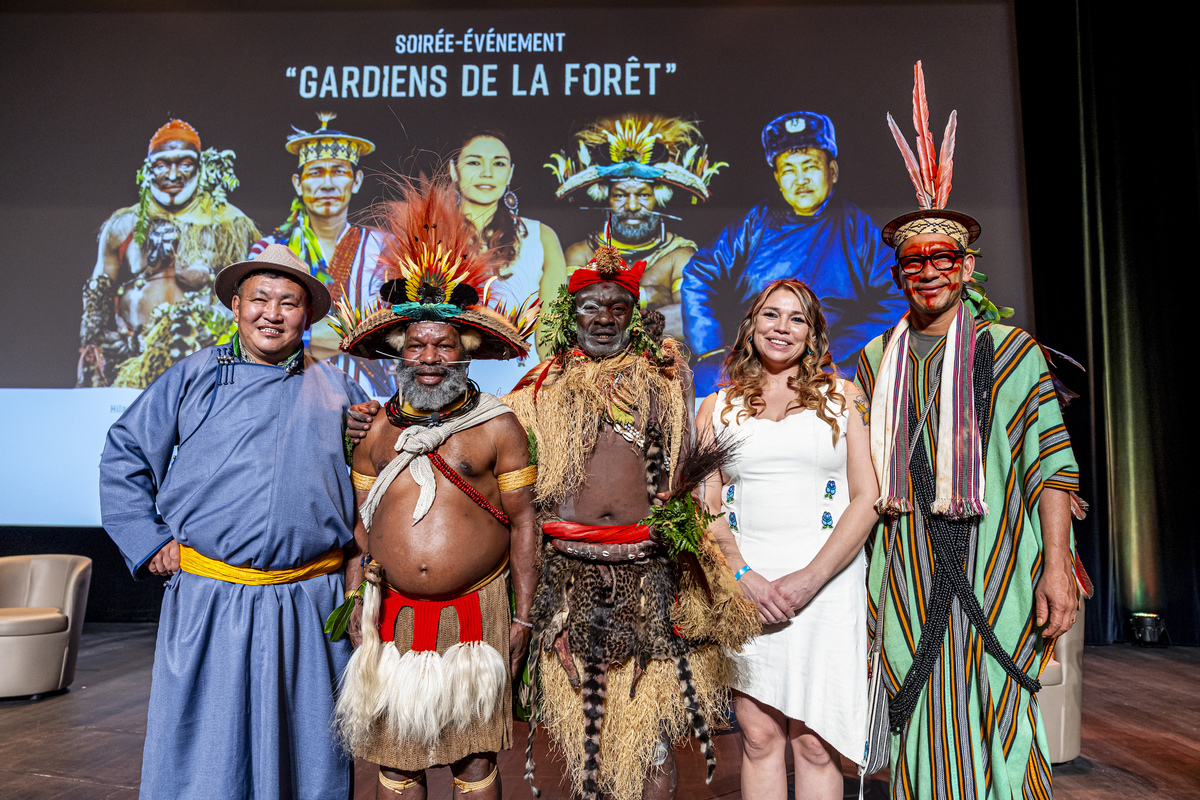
[647,495,721,557]
[324,581,365,642]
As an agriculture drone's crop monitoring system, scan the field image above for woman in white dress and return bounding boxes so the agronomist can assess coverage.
[697,279,879,800]
[451,130,567,395]
[451,130,566,348]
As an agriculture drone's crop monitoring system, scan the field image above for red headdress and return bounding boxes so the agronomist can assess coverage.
[147,119,201,154]
[567,245,646,297]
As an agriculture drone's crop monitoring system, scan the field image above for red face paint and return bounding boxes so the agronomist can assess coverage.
[896,234,971,326]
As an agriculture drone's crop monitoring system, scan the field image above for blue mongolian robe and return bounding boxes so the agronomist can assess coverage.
[680,194,908,396]
[100,343,368,800]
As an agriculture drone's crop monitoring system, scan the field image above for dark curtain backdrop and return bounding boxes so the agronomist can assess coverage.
[2,1,1198,641]
[1015,1,1200,644]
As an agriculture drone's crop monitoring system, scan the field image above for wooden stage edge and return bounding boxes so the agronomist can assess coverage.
[1,624,1197,799]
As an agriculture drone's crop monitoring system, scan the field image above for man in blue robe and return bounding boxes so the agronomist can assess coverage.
[681,111,908,395]
[100,244,368,799]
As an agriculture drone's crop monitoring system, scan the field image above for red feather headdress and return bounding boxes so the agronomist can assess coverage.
[881,62,979,249]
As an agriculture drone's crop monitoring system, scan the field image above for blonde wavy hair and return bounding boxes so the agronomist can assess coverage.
[719,279,844,445]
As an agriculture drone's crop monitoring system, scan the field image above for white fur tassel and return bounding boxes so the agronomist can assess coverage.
[334,581,385,752]
[442,642,507,730]
[378,648,451,749]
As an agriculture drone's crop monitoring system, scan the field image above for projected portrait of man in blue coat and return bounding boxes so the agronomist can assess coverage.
[681,111,908,395]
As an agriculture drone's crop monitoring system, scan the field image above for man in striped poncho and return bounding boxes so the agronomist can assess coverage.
[855,210,1081,798]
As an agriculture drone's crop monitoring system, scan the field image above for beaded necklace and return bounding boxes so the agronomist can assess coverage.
[383,380,481,429]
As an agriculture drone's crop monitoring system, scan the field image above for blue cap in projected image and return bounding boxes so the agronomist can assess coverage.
[761,111,838,167]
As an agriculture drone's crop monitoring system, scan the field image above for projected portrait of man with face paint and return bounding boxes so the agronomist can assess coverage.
[78,119,259,388]
[249,112,395,396]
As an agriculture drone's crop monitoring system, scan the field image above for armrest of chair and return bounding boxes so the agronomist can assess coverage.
[59,557,92,689]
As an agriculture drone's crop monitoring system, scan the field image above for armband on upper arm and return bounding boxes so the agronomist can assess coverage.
[497,464,538,492]
[350,470,376,491]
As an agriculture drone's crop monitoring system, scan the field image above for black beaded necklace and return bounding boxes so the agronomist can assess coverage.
[383,380,481,429]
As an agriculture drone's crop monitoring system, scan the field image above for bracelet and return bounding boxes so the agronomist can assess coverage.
[513,617,533,629]
[734,566,753,582]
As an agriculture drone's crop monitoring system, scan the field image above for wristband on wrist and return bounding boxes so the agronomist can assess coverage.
[513,617,533,629]
[734,565,753,582]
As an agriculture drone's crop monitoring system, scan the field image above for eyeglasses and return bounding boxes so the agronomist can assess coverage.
[896,250,965,275]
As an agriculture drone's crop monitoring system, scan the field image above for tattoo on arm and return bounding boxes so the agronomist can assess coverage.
[854,393,870,426]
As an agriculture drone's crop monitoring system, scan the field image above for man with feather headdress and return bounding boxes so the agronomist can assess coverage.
[78,119,260,388]
[326,180,541,798]
[250,112,395,396]
[854,62,1084,799]
[681,110,908,396]
[546,114,725,339]
[502,247,758,800]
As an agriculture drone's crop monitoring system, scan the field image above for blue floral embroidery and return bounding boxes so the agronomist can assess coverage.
[824,480,836,500]
[821,511,833,529]
[725,485,735,504]
[729,512,738,531]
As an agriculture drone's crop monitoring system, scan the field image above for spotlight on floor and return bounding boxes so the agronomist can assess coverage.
[1129,612,1170,646]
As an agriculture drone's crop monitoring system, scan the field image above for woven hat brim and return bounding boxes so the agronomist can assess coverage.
[340,306,530,361]
[881,208,981,248]
[214,253,332,323]
[555,164,709,201]
[284,133,376,159]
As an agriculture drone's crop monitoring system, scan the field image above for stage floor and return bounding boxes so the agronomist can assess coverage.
[1,624,1196,799]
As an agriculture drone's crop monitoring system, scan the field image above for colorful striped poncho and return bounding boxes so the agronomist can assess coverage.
[856,320,1079,799]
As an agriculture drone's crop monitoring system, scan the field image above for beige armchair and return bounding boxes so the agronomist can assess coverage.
[1037,601,1085,764]
[0,554,92,698]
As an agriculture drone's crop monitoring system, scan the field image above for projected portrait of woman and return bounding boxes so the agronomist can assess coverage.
[451,129,566,361]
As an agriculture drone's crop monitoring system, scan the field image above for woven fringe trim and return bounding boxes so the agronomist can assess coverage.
[875,497,914,515]
[930,497,989,519]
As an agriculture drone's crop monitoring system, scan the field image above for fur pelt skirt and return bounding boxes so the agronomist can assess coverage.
[335,567,512,771]
[526,538,757,800]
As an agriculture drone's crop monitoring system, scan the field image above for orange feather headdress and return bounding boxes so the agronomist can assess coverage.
[333,179,539,361]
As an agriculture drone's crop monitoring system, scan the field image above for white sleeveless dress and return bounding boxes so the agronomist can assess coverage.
[713,388,868,765]
[467,218,544,396]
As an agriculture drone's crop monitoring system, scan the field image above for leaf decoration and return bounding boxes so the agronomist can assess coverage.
[323,581,365,642]
[526,427,538,465]
[539,284,578,355]
[646,495,720,557]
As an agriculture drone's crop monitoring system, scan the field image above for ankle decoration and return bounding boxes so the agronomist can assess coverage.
[453,764,498,793]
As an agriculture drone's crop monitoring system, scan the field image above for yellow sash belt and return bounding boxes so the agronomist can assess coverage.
[179,545,344,585]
